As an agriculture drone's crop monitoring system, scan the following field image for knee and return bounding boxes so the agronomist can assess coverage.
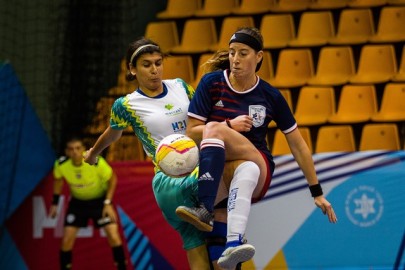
[106,228,122,246]
[235,161,260,185]
[204,122,225,139]
[61,235,75,250]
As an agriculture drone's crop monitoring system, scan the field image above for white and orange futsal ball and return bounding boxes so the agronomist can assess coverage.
[155,134,199,177]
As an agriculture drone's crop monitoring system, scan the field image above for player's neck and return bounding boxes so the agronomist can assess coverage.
[71,159,83,167]
[229,73,257,92]
[138,86,163,97]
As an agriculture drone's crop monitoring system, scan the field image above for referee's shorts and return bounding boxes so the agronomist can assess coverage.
[64,197,111,228]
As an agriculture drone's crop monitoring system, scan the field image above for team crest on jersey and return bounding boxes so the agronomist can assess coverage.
[249,105,266,127]
[165,103,174,110]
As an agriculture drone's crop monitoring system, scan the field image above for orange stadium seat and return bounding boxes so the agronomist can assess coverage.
[289,11,335,47]
[349,44,397,84]
[387,0,405,4]
[372,83,405,122]
[269,48,314,88]
[369,6,405,43]
[257,51,274,83]
[156,0,201,19]
[294,86,336,126]
[359,123,400,151]
[171,19,217,54]
[194,0,236,17]
[85,97,115,134]
[310,0,349,10]
[392,45,405,82]
[308,46,355,86]
[144,21,179,52]
[162,55,194,84]
[272,127,313,156]
[261,13,295,49]
[328,84,377,124]
[329,8,375,45]
[270,0,312,13]
[348,0,387,7]
[190,53,214,89]
[232,0,276,14]
[315,125,356,153]
[210,16,255,52]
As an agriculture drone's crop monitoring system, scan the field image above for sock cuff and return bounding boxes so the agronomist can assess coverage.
[201,138,225,150]
[211,221,227,237]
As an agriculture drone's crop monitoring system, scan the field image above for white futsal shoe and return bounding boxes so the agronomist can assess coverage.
[217,242,255,269]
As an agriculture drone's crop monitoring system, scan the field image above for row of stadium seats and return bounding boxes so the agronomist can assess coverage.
[88,83,405,136]
[97,122,404,161]
[268,44,404,88]
[271,83,405,126]
[83,1,405,161]
[271,123,403,155]
[147,6,405,53]
[156,0,405,20]
[114,44,405,89]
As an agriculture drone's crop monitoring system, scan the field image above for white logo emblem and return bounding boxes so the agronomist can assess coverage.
[249,105,266,127]
[228,188,238,212]
[345,185,383,227]
[66,214,76,224]
[198,172,214,181]
[215,100,224,107]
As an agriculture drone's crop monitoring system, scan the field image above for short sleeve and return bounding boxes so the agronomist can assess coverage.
[110,96,133,130]
[272,91,296,133]
[53,157,65,179]
[188,75,213,121]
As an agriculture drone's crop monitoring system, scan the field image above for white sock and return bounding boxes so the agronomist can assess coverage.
[227,161,260,244]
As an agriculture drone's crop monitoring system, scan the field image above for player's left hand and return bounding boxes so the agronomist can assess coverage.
[103,204,117,223]
[314,196,337,223]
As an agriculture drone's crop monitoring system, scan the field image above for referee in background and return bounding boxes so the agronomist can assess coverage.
[49,136,127,270]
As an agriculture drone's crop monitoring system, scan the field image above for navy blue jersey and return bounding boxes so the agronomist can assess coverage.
[188,70,297,160]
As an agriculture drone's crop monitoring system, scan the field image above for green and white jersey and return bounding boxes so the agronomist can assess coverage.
[53,156,113,200]
[110,79,194,161]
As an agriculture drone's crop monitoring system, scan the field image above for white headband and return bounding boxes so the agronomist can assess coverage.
[129,44,159,64]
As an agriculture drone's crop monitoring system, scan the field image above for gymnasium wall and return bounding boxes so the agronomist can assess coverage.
[2,151,405,269]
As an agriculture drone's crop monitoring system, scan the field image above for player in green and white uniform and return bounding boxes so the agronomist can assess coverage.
[50,137,127,270]
[109,77,206,250]
[84,38,213,269]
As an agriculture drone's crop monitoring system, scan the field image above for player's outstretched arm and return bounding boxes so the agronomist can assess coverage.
[286,129,338,223]
[84,127,123,165]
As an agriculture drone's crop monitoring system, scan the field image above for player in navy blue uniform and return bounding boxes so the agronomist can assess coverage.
[176,27,338,269]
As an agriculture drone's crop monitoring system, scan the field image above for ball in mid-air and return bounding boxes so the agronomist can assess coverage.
[155,134,199,177]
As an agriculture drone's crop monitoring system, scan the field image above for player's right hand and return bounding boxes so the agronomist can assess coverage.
[49,205,58,218]
[83,148,98,165]
[229,115,253,133]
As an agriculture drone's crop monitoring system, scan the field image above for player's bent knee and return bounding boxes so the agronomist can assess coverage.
[204,122,226,139]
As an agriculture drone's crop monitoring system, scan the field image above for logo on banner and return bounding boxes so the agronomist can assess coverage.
[249,105,266,127]
[345,185,383,227]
